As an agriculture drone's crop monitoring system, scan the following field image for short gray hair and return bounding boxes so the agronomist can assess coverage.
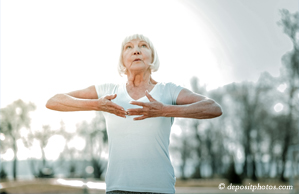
[118,34,160,76]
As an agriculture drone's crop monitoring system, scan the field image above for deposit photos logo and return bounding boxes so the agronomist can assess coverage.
[218,183,225,190]
[218,182,293,192]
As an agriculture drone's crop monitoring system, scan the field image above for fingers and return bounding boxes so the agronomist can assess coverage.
[126,108,143,116]
[102,95,127,118]
[111,104,126,118]
[145,90,156,102]
[129,101,147,107]
[110,101,125,111]
[133,115,147,121]
[115,112,126,118]
[105,94,117,100]
[108,94,125,110]
[109,108,126,118]
[102,93,155,120]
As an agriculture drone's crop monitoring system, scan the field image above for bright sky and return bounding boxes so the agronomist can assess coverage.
[1,0,297,160]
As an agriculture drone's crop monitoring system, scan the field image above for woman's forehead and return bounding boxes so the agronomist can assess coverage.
[124,39,148,45]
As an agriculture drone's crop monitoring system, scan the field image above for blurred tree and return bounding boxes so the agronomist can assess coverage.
[34,125,56,178]
[225,155,242,184]
[0,165,8,181]
[77,111,108,179]
[189,77,207,178]
[226,80,263,180]
[56,121,79,178]
[0,99,36,180]
[186,77,228,179]
[189,120,203,179]
[175,71,289,180]
[205,87,227,177]
[222,71,292,180]
[252,72,280,178]
[23,125,56,178]
[276,9,299,182]
[0,132,10,180]
[35,125,55,169]
[252,72,281,180]
[170,120,193,180]
[205,121,226,178]
[179,137,192,179]
[0,134,9,157]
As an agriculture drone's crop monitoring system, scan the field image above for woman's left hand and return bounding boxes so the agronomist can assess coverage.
[126,91,164,120]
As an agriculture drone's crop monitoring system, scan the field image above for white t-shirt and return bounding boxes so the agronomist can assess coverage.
[95,82,183,193]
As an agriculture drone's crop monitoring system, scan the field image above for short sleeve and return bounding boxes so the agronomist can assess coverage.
[94,83,117,99]
[166,82,184,105]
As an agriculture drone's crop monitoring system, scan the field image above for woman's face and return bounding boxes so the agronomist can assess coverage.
[122,39,153,74]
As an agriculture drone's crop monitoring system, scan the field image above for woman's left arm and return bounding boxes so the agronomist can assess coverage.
[127,88,222,120]
[162,88,222,119]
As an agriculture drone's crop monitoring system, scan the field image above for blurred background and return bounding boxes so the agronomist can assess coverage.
[1,0,298,193]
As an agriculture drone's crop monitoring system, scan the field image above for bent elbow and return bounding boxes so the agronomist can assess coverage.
[214,104,223,117]
[45,99,54,110]
[209,99,222,118]
[46,95,59,110]
[215,106,223,117]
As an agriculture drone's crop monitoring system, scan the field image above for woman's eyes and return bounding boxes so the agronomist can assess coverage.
[125,44,147,49]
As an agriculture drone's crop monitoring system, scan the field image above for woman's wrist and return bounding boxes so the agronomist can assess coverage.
[94,98,103,111]
[68,96,101,111]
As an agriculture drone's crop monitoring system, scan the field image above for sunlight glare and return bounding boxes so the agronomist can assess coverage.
[56,178,106,190]
[86,181,106,190]
[2,149,14,161]
[85,166,94,174]
[20,127,29,138]
[57,179,84,187]
[101,151,109,160]
[235,147,244,163]
[171,125,182,136]
[262,154,270,163]
[16,139,30,160]
[274,103,283,112]
[44,135,66,160]
[0,133,5,141]
[67,136,85,151]
[29,140,43,159]
[277,83,287,92]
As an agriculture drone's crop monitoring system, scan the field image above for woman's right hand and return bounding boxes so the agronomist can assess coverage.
[98,94,126,118]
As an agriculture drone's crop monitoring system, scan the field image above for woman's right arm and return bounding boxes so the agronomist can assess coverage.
[46,85,126,117]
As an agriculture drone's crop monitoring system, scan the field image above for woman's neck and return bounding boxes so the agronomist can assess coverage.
[126,70,153,87]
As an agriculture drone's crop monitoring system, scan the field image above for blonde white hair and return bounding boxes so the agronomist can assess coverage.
[118,34,160,76]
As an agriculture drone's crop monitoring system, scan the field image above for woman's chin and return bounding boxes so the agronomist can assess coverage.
[128,66,149,73]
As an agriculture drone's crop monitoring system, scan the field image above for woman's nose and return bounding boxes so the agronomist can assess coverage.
[133,48,141,55]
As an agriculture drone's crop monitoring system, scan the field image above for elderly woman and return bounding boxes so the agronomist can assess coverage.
[46,34,222,194]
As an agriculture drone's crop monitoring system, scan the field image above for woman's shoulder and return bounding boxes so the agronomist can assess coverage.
[157,82,182,88]
[94,82,121,88]
[94,83,122,97]
[156,82,184,104]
